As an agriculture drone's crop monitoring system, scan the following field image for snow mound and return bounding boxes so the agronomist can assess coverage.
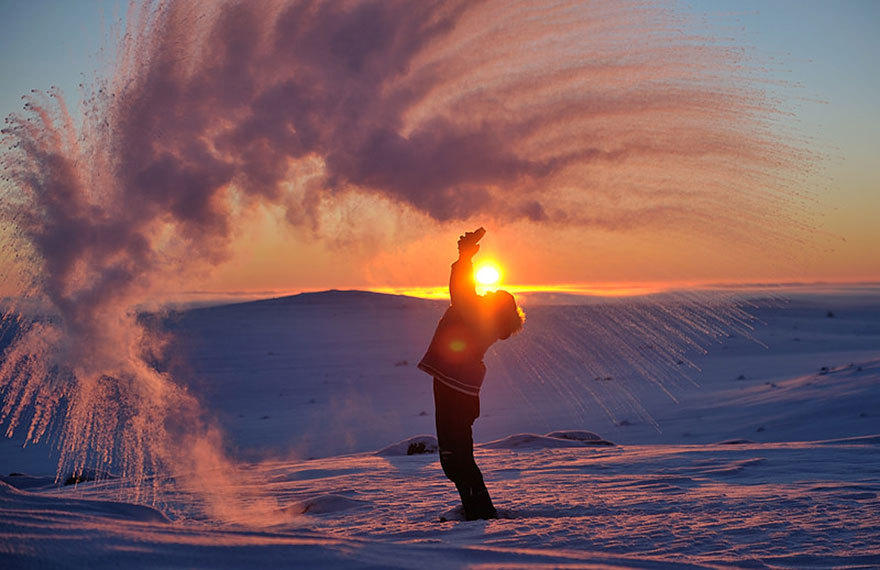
[481,432,614,450]
[376,435,438,456]
[0,481,169,523]
[545,430,614,445]
[1,473,58,491]
[438,504,466,521]
[438,505,515,521]
[293,494,370,515]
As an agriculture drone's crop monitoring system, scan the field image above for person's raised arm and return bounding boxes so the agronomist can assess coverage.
[449,228,485,307]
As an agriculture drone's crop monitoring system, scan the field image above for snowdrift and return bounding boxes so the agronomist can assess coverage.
[291,494,370,515]
[481,431,614,449]
[0,480,169,523]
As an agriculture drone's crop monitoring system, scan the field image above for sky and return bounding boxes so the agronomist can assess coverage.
[0,0,877,300]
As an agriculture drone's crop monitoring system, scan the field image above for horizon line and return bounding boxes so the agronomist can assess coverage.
[158,279,880,304]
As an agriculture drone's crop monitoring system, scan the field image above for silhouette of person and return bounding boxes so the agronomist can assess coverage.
[418,228,524,520]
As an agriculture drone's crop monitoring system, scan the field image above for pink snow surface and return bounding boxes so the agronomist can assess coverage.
[2,287,880,567]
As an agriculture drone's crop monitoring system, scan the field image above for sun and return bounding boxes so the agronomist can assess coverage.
[475,263,501,287]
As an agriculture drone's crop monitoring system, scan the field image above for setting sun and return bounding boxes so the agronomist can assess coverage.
[475,263,501,286]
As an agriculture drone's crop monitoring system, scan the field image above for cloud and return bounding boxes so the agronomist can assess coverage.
[96,0,807,240]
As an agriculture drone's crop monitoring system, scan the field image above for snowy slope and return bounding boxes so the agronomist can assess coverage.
[165,288,880,456]
[4,437,878,568]
[1,287,879,568]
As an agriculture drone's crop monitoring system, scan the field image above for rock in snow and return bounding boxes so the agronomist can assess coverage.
[375,435,439,456]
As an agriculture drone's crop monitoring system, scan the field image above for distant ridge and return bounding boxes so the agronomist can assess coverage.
[224,289,443,309]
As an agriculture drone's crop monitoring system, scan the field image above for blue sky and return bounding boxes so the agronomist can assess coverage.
[0,0,127,117]
[681,1,879,270]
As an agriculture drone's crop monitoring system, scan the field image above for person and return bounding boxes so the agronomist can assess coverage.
[418,227,524,520]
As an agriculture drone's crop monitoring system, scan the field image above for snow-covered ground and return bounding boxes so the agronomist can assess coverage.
[2,286,880,568]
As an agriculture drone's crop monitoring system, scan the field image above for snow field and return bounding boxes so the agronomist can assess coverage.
[2,287,880,567]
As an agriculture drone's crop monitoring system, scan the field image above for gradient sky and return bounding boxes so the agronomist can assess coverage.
[1,0,877,298]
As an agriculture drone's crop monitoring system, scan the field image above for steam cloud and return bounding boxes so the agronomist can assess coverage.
[0,0,813,519]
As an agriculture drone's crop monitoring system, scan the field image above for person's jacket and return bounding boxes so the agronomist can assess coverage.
[418,258,496,396]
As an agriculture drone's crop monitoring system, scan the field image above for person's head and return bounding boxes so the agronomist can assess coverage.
[486,290,525,340]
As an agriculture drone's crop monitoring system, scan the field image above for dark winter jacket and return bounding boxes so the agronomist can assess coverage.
[418,259,497,396]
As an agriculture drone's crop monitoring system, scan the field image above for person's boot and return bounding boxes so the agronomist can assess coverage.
[461,486,498,520]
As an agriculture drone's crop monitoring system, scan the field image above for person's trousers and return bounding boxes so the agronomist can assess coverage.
[433,377,497,520]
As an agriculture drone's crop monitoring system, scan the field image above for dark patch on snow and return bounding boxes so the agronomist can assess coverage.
[63,469,116,486]
[718,439,756,445]
[407,441,432,455]
[377,435,439,456]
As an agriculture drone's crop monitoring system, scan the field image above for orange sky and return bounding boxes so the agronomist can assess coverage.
[170,191,879,303]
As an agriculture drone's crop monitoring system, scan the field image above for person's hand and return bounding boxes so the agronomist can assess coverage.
[457,227,485,260]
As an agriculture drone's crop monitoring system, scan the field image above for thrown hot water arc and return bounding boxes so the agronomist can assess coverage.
[0,0,816,519]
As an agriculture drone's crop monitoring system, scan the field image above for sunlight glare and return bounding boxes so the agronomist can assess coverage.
[475,263,501,286]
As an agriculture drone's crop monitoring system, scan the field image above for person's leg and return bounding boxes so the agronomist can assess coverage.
[433,378,497,520]
[453,392,496,520]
